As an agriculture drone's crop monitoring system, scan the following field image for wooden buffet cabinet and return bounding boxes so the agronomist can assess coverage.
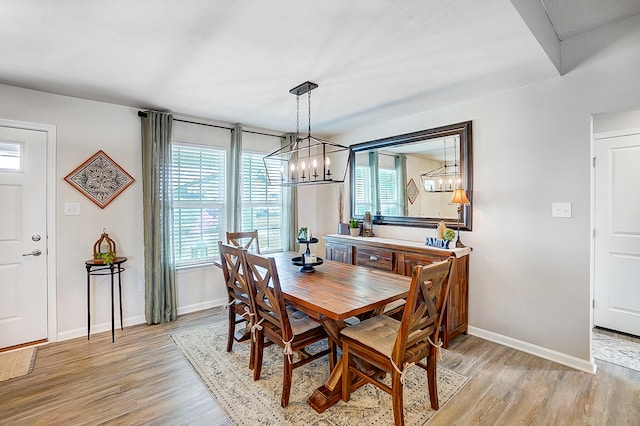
[323,234,471,348]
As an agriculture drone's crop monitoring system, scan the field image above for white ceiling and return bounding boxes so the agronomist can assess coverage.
[0,0,638,136]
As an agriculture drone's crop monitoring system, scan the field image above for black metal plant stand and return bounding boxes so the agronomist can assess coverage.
[291,238,323,272]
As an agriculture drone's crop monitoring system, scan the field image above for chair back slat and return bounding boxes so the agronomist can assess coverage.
[244,251,293,340]
[394,258,453,362]
[227,230,261,254]
[218,242,251,306]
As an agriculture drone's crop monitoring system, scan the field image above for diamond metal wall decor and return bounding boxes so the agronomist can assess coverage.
[407,177,419,204]
[64,150,135,209]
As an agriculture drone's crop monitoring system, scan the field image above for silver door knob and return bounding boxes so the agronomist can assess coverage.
[22,249,42,257]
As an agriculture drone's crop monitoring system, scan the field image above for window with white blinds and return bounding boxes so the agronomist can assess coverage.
[354,165,372,215]
[379,167,400,215]
[241,151,282,252]
[354,165,400,216]
[171,143,226,266]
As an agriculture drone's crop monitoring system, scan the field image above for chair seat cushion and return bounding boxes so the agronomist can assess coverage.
[340,315,400,358]
[286,306,322,336]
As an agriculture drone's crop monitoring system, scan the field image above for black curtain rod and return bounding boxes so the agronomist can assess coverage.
[137,111,282,138]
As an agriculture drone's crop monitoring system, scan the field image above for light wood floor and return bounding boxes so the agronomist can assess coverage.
[1,308,639,425]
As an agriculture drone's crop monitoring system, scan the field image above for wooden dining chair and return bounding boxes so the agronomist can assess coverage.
[243,251,335,407]
[340,257,454,426]
[226,230,260,254]
[218,241,255,369]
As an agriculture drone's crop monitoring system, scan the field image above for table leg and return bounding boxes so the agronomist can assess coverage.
[110,264,115,343]
[308,319,348,412]
[307,317,386,413]
[86,265,91,340]
[118,263,123,330]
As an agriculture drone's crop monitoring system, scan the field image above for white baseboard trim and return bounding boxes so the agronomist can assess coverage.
[56,299,227,342]
[468,326,597,374]
[57,314,147,342]
[177,298,226,315]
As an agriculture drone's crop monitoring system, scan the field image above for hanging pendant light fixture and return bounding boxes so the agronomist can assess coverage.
[264,81,351,187]
[420,136,461,192]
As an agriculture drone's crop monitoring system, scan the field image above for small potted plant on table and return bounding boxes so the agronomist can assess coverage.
[443,228,456,248]
[349,219,360,237]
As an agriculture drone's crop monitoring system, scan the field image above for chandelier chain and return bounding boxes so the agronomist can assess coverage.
[296,94,300,141]
[308,90,312,138]
[444,139,447,167]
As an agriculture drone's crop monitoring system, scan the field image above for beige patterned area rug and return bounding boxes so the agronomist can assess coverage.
[0,347,38,382]
[171,323,470,425]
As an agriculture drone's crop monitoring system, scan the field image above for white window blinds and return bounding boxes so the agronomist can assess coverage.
[379,167,400,215]
[240,151,282,252]
[171,143,226,265]
[354,164,372,215]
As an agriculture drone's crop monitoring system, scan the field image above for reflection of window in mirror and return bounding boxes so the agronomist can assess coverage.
[378,153,405,216]
[353,151,406,216]
[354,158,372,215]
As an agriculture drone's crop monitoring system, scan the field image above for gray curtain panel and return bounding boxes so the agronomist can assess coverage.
[368,151,381,215]
[141,110,177,324]
[228,124,242,232]
[281,133,297,251]
[396,154,407,216]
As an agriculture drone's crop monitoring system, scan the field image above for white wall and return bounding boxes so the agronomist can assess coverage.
[314,14,640,368]
[0,84,227,341]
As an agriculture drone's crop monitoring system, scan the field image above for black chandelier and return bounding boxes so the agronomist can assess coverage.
[264,81,351,187]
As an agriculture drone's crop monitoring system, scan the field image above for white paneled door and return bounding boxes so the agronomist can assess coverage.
[594,131,640,336]
[0,125,48,349]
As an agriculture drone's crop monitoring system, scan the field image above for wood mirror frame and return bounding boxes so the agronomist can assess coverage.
[349,121,472,230]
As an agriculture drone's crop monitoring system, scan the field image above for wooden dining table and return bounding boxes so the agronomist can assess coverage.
[269,251,411,413]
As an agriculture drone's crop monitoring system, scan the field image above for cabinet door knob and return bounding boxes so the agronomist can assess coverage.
[369,255,378,261]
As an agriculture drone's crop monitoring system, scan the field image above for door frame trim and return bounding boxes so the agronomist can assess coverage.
[0,118,57,343]
[592,126,640,363]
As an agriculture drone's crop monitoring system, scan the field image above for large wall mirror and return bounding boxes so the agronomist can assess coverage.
[350,121,472,230]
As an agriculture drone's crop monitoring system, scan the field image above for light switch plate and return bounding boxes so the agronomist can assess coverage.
[552,202,571,218]
[64,202,81,216]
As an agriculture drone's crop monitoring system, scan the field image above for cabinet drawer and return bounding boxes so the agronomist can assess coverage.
[356,248,393,271]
